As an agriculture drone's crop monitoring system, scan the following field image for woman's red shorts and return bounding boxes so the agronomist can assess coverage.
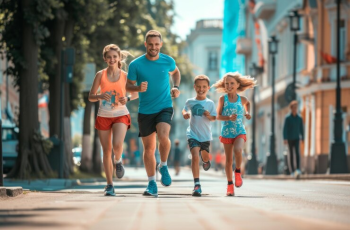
[219,134,247,144]
[95,114,131,130]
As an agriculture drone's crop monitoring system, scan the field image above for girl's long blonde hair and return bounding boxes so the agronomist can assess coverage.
[212,72,257,93]
[103,44,132,69]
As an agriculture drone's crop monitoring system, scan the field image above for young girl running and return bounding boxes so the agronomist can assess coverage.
[89,44,138,196]
[213,72,256,196]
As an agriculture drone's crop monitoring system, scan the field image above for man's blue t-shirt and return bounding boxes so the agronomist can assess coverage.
[127,53,176,114]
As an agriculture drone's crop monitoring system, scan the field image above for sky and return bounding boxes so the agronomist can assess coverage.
[171,0,225,40]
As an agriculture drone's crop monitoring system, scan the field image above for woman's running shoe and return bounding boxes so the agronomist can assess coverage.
[226,184,234,196]
[115,161,125,179]
[235,171,243,188]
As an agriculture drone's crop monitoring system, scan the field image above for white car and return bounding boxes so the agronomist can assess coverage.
[2,123,19,173]
[72,147,82,166]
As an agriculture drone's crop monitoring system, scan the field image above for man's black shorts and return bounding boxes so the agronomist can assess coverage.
[138,107,174,137]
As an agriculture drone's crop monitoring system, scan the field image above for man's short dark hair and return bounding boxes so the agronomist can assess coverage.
[145,30,162,42]
[289,100,298,109]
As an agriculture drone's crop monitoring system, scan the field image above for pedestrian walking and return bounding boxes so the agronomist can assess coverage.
[213,72,256,196]
[182,75,217,196]
[126,30,181,197]
[173,140,181,176]
[283,100,304,177]
[89,44,138,196]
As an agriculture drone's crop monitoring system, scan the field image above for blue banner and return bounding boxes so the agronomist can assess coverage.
[221,0,246,77]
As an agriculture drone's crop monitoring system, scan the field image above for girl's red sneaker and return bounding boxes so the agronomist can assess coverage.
[235,171,243,188]
[226,184,234,196]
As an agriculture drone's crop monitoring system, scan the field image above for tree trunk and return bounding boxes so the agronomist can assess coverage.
[9,0,39,179]
[80,92,93,172]
[48,15,65,138]
[63,16,75,176]
[92,102,102,174]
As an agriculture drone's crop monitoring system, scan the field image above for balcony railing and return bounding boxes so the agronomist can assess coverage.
[254,0,276,20]
[196,19,223,29]
[314,62,350,83]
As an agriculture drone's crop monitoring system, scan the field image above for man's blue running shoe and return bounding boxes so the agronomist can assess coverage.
[158,165,172,187]
[143,180,158,197]
[104,185,115,196]
[192,185,202,197]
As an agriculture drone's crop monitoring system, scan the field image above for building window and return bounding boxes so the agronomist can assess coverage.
[208,51,218,70]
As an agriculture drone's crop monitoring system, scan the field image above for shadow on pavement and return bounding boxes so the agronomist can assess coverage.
[0,207,81,228]
[229,195,265,198]
[0,221,68,227]
[0,207,81,212]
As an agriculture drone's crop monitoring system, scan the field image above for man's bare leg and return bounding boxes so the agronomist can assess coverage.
[156,122,172,186]
[156,122,171,162]
[141,132,157,177]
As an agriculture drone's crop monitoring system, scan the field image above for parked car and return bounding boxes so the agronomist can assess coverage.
[72,147,82,166]
[2,123,19,173]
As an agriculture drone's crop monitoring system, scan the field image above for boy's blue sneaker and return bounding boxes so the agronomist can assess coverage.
[104,185,115,196]
[192,185,202,197]
[143,180,158,197]
[158,165,172,187]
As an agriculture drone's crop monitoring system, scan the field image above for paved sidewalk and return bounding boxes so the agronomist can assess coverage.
[200,167,350,181]
[1,167,350,230]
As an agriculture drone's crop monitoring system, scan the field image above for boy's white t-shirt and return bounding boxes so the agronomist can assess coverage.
[183,97,217,142]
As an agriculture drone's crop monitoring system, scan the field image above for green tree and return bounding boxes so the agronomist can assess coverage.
[40,0,110,176]
[0,0,60,179]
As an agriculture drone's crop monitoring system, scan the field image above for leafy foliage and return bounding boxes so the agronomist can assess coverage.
[0,0,194,177]
[0,0,61,86]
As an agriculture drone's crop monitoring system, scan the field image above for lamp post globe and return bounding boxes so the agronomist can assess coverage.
[289,10,301,101]
[289,10,301,31]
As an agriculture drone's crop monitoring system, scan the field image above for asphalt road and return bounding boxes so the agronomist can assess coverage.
[1,167,350,230]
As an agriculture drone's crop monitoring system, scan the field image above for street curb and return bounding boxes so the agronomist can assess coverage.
[200,169,350,181]
[6,187,23,197]
[0,187,6,197]
[0,187,23,197]
[243,174,350,181]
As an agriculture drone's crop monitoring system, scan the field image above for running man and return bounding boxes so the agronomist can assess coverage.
[126,30,181,197]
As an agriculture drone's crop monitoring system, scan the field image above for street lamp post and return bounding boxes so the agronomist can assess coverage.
[0,99,3,186]
[330,0,348,173]
[289,10,301,101]
[265,36,279,175]
[247,63,263,175]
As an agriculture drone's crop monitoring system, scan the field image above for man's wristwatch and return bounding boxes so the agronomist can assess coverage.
[127,96,130,102]
[174,85,179,90]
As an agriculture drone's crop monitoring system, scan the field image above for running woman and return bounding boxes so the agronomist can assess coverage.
[89,44,137,196]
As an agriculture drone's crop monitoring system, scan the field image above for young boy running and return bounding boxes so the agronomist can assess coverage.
[182,75,216,196]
